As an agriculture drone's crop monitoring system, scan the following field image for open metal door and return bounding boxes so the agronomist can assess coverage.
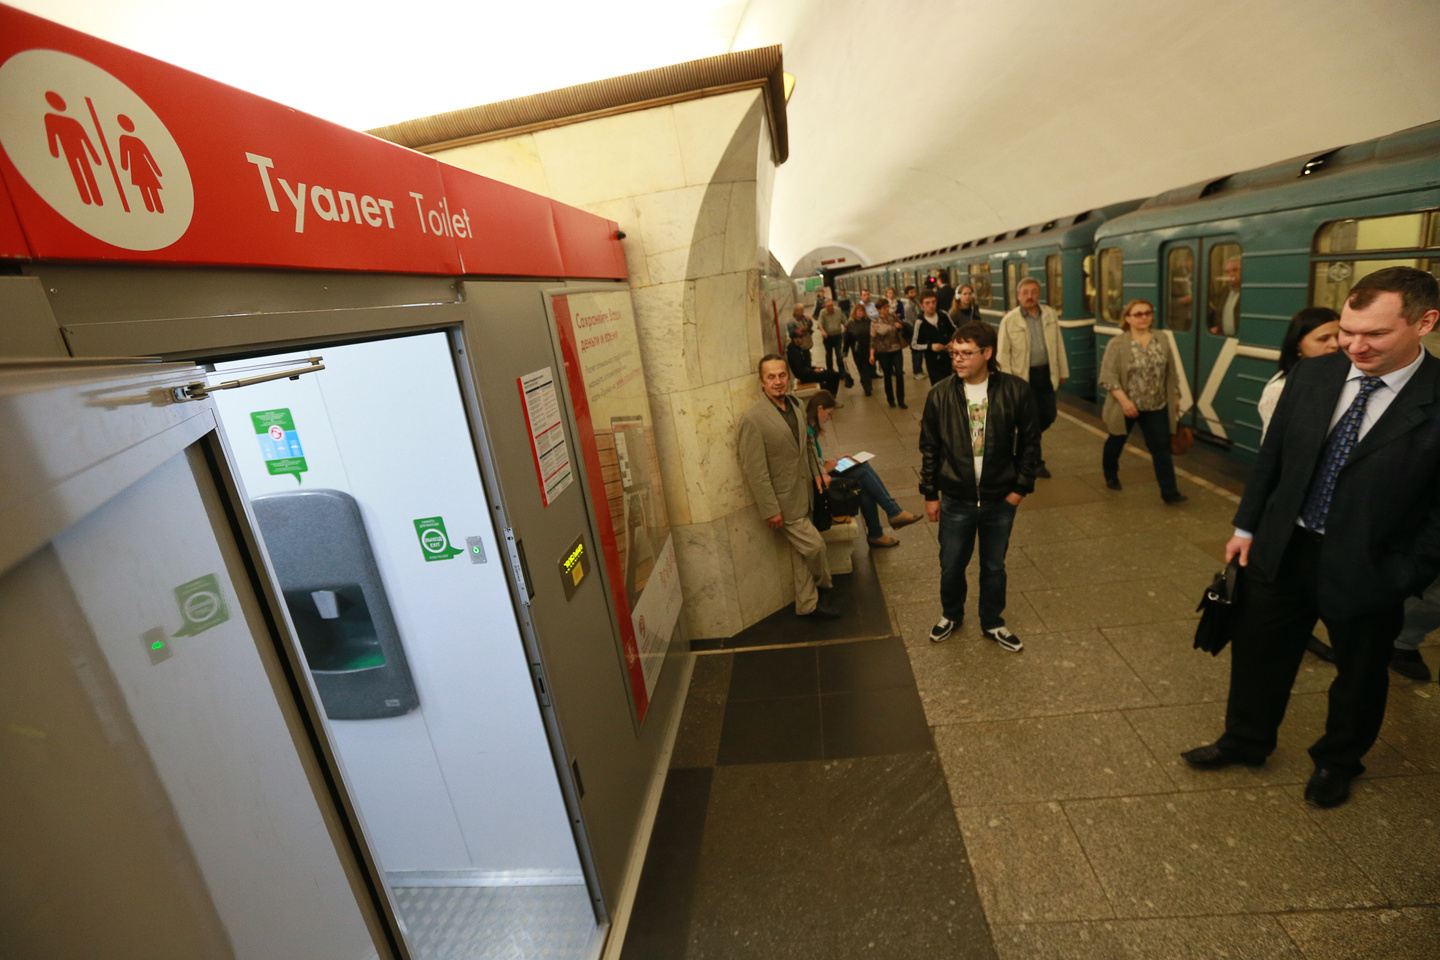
[0,360,391,960]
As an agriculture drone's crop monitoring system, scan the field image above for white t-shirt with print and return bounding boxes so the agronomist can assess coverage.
[963,379,988,482]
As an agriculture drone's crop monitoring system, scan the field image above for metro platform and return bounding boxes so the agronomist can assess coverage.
[619,375,1440,960]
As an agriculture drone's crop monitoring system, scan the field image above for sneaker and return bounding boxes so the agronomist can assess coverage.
[983,625,1023,652]
[1035,464,1051,479]
[914,372,926,381]
[1391,648,1432,682]
[928,617,957,643]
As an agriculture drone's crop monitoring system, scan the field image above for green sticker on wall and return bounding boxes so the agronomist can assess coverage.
[173,573,230,637]
[251,408,307,483]
[414,516,463,561]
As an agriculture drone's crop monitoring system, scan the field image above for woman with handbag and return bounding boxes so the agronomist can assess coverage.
[805,391,920,547]
[1098,299,1187,504]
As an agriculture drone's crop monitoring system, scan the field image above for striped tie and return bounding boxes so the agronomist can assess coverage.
[1299,376,1384,530]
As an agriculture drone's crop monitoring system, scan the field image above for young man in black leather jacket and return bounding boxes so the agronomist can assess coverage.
[919,322,1041,650]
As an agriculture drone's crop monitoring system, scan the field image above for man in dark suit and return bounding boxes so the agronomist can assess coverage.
[1182,267,1440,808]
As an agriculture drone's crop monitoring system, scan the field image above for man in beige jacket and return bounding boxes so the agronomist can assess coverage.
[997,276,1069,478]
[736,355,838,618]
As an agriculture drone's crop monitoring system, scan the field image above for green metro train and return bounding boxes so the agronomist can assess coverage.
[825,120,1440,461]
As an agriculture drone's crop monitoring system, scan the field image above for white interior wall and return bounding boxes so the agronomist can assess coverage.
[211,333,581,878]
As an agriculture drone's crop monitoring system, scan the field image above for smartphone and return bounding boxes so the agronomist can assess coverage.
[833,457,857,472]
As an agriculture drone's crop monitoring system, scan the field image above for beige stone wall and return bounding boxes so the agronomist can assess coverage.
[435,89,792,639]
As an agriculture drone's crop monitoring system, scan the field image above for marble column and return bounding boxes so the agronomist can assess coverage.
[435,89,794,639]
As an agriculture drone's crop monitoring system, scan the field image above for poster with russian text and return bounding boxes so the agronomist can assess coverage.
[551,290,678,725]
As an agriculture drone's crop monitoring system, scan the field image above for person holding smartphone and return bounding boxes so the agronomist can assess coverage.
[805,391,919,547]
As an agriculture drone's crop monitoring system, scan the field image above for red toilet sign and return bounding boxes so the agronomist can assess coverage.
[0,3,625,279]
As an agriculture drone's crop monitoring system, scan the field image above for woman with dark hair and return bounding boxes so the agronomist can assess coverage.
[1098,299,1185,503]
[844,304,874,396]
[1256,306,1340,439]
[805,391,919,547]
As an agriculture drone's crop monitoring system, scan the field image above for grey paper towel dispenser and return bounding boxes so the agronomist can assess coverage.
[252,490,419,719]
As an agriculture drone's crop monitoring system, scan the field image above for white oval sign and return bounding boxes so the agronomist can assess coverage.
[0,49,193,251]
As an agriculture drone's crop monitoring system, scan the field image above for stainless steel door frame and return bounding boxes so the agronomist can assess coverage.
[452,279,688,919]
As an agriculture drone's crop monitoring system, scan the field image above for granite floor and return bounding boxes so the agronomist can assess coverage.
[622,370,1440,960]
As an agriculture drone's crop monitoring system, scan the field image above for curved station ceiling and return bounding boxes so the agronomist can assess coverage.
[12,0,1440,274]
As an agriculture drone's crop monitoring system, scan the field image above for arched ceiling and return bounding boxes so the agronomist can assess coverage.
[11,0,1440,274]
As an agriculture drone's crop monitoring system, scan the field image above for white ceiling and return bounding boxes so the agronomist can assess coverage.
[11,0,1440,274]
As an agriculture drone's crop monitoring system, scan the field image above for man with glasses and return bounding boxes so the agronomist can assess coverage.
[920,322,1041,650]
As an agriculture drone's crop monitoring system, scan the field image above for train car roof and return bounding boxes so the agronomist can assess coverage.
[1096,120,1440,240]
[853,198,1146,275]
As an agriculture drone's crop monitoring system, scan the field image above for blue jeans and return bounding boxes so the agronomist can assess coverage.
[832,462,901,539]
[938,495,1017,629]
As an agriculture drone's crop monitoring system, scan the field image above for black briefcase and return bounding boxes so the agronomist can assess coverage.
[1194,560,1242,656]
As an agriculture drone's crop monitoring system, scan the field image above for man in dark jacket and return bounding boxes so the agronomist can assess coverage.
[844,309,874,396]
[919,321,1041,651]
[786,329,842,396]
[913,291,957,385]
[1182,267,1440,809]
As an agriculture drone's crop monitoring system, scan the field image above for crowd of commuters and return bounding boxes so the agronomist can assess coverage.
[739,266,1439,805]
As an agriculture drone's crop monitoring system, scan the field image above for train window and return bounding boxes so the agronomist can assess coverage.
[1082,254,1096,315]
[1045,255,1063,309]
[1206,243,1243,337]
[1314,211,1434,254]
[1165,247,1195,333]
[1004,261,1030,308]
[1098,248,1123,325]
[968,263,992,307]
[1311,257,1440,314]
[1310,210,1440,312]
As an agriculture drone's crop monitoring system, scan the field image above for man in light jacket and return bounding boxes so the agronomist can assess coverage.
[737,355,838,618]
[997,276,1069,478]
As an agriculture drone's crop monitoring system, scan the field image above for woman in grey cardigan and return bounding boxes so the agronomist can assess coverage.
[1099,299,1186,503]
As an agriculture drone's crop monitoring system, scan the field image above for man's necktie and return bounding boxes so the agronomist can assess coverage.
[1299,376,1385,530]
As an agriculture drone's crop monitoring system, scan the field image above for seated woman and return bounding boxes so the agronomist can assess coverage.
[804,391,920,547]
[1256,306,1340,440]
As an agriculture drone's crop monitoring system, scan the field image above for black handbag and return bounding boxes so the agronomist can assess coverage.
[826,476,863,519]
[811,486,833,532]
[1194,560,1242,655]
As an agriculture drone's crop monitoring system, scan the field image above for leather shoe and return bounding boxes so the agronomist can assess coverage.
[889,510,921,529]
[1390,648,1432,682]
[1104,476,1122,491]
[1180,742,1265,770]
[1303,768,1352,809]
[1035,464,1052,479]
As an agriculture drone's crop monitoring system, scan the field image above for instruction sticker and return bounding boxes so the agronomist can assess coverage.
[251,408,307,483]
[517,367,573,506]
[173,573,230,637]
[414,516,463,561]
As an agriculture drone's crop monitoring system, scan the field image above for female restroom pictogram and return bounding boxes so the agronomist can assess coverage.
[117,114,163,213]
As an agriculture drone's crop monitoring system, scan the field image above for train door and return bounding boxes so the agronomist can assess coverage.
[1162,240,1200,428]
[1197,237,1243,441]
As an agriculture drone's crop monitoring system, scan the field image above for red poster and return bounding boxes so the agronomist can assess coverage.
[552,292,680,725]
